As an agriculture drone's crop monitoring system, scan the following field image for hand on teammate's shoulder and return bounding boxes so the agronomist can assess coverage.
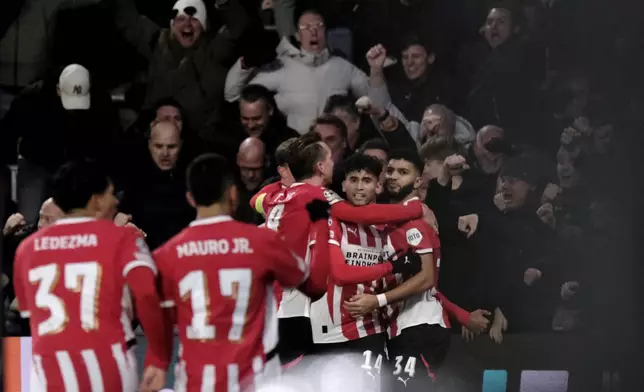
[388,249,422,278]
[306,199,331,222]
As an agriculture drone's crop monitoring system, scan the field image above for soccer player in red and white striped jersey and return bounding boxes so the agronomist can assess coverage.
[154,154,328,392]
[310,155,388,353]
[13,161,170,392]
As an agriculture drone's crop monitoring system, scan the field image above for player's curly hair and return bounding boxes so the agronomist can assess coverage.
[340,153,383,180]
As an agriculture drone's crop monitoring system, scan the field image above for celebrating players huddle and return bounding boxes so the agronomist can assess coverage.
[13,132,490,392]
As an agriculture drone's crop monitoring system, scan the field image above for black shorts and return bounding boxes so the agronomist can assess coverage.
[386,324,451,391]
[312,334,387,392]
[278,317,314,365]
[312,333,386,356]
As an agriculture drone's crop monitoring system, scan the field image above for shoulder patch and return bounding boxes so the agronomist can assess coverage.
[323,189,343,204]
[406,228,423,247]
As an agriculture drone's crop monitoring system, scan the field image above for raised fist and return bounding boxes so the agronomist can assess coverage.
[3,213,26,235]
[366,44,387,69]
[457,214,479,238]
[541,183,562,204]
[536,203,556,228]
[443,154,469,176]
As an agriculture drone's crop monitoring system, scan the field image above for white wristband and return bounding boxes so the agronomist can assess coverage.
[376,294,388,307]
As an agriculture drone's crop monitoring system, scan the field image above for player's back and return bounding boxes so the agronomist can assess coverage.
[155,216,307,391]
[14,217,143,391]
[262,183,320,259]
[16,218,138,353]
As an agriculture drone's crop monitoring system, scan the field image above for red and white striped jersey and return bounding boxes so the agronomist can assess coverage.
[380,215,445,338]
[310,218,387,344]
[155,215,309,392]
[13,217,152,391]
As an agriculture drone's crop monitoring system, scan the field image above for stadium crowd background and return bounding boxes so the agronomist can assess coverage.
[1,0,643,390]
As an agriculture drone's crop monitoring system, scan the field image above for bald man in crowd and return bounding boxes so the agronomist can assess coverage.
[118,120,193,249]
[3,198,64,335]
[235,137,268,223]
[237,137,267,192]
[148,120,182,171]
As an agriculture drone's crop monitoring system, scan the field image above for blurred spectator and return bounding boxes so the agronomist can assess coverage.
[0,64,121,223]
[323,94,380,151]
[357,138,390,166]
[110,0,249,146]
[311,114,349,164]
[456,153,561,335]
[3,198,63,336]
[118,120,194,249]
[233,84,299,168]
[463,3,546,147]
[224,7,388,134]
[418,104,475,147]
[386,34,459,121]
[235,137,267,224]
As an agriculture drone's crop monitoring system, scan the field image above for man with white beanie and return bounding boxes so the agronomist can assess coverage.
[109,0,249,150]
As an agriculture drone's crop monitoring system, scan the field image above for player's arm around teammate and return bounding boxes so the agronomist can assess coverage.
[343,250,434,317]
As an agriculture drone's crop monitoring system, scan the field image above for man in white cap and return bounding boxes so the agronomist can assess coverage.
[58,64,91,110]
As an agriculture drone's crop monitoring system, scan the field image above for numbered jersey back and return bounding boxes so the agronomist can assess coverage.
[262,183,341,259]
[154,216,308,391]
[13,218,147,354]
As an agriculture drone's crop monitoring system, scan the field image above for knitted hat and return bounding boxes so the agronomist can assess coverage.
[499,153,546,188]
[172,0,208,31]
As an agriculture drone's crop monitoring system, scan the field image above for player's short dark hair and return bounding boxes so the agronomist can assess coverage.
[288,132,327,181]
[310,114,348,141]
[240,84,274,109]
[323,94,359,121]
[341,153,383,179]
[357,138,390,156]
[389,148,424,173]
[275,137,298,167]
[51,160,111,213]
[186,153,236,206]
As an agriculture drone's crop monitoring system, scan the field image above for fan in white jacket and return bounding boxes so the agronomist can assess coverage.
[224,10,388,134]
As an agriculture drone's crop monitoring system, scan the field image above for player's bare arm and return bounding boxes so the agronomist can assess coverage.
[344,253,435,317]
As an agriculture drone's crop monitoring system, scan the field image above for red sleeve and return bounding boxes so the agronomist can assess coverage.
[12,241,30,318]
[330,201,424,225]
[118,230,171,369]
[298,220,329,300]
[250,182,280,215]
[125,268,172,369]
[403,220,436,254]
[327,218,392,285]
[267,233,310,288]
[153,248,178,325]
[435,291,470,326]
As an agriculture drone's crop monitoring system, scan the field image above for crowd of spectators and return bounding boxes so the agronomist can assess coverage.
[1,0,642,356]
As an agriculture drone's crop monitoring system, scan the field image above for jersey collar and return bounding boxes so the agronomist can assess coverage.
[189,215,233,227]
[54,217,96,225]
